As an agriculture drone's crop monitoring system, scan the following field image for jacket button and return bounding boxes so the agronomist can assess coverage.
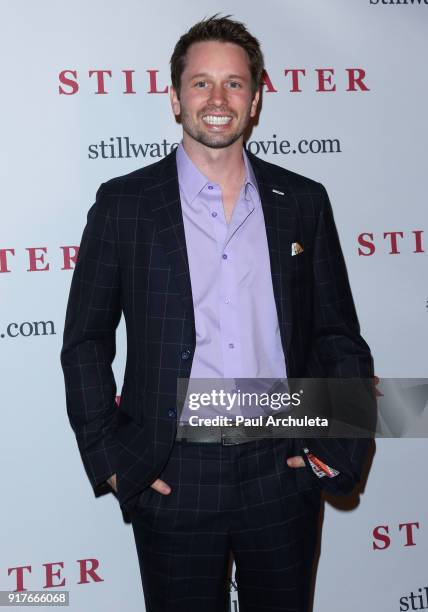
[168,409,176,418]
[181,349,191,360]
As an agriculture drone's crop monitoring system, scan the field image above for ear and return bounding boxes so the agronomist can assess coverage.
[250,88,260,118]
[170,86,181,117]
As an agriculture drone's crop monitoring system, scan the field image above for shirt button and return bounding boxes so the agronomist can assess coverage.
[181,349,191,360]
[228,343,235,349]
[168,409,176,418]
[208,185,214,190]
[225,298,230,304]
[211,211,217,217]
[222,254,228,260]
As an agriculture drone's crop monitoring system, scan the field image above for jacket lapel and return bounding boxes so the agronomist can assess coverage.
[248,152,296,362]
[145,151,195,319]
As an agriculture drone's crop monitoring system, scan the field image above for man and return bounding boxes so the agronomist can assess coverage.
[61,15,374,612]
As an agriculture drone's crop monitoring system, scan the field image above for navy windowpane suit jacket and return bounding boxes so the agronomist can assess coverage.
[60,149,375,513]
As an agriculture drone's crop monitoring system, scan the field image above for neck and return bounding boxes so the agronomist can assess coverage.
[182,135,245,186]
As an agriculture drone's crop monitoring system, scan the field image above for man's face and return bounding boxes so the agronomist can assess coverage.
[170,40,260,150]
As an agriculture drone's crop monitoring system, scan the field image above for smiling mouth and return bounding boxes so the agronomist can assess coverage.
[202,114,233,126]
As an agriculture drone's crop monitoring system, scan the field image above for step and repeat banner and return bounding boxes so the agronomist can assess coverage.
[1,1,427,610]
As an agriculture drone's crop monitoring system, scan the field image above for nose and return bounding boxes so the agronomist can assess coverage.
[208,82,228,107]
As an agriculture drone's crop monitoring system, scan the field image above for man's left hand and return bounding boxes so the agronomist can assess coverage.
[287,455,306,468]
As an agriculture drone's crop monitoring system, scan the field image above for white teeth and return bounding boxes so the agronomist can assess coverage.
[202,115,232,125]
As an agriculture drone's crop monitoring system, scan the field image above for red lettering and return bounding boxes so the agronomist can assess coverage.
[57,67,372,96]
[372,525,390,550]
[122,69,136,94]
[261,70,278,93]
[358,233,375,256]
[60,246,79,270]
[27,247,49,272]
[383,231,404,255]
[77,558,103,584]
[43,562,65,588]
[346,68,370,92]
[316,69,336,92]
[8,566,31,592]
[0,248,15,272]
[412,230,425,253]
[147,70,168,94]
[399,522,419,547]
[58,70,79,95]
[284,69,306,92]
[88,70,112,94]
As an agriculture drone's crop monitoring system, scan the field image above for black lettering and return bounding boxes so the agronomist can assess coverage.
[161,138,169,157]
[130,142,150,158]
[416,589,425,610]
[100,140,110,159]
[7,323,19,338]
[298,140,309,154]
[108,138,116,159]
[116,136,123,158]
[19,322,33,337]
[400,596,409,611]
[246,141,260,155]
[88,144,98,159]
[149,143,162,158]
[258,140,272,155]
[409,592,418,610]
[271,134,279,155]
[33,321,55,336]
[279,140,291,154]
[322,138,341,153]
[309,140,322,154]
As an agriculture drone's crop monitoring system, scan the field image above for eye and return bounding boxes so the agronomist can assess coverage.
[228,81,242,89]
[194,80,208,88]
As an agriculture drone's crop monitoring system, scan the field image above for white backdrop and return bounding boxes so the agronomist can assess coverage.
[1,1,427,610]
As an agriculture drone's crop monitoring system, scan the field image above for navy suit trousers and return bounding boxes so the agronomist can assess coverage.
[129,437,321,612]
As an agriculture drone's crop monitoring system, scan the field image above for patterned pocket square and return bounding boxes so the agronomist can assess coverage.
[291,242,304,256]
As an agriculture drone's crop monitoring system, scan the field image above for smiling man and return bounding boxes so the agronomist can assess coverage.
[61,14,374,612]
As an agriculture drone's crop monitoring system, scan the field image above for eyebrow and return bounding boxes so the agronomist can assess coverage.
[190,73,246,80]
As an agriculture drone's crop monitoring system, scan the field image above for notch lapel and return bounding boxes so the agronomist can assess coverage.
[145,151,195,319]
[249,153,296,361]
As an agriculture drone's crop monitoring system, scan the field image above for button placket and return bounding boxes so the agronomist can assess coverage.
[219,241,242,377]
[206,183,226,250]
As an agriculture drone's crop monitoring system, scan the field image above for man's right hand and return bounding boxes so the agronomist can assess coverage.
[106,474,171,495]
[107,473,117,492]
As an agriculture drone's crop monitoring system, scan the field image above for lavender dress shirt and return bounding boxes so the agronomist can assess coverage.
[176,143,287,382]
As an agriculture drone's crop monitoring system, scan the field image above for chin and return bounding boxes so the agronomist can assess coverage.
[198,131,243,149]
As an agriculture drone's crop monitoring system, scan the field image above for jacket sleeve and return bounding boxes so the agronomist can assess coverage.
[302,183,376,495]
[60,183,121,495]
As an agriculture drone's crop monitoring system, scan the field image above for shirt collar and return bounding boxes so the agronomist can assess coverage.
[242,147,259,201]
[176,141,259,204]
